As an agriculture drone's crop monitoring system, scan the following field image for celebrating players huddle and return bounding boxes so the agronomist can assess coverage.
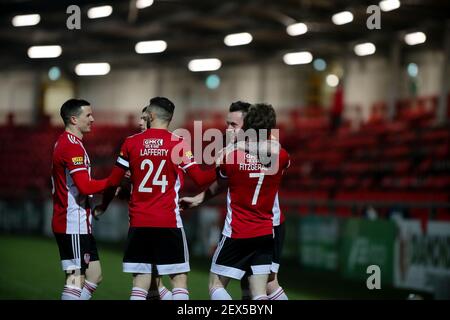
[51,97,290,301]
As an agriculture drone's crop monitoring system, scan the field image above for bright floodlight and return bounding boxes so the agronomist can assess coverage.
[326,74,339,87]
[75,63,111,76]
[188,58,222,72]
[354,42,376,56]
[12,14,40,27]
[87,5,113,19]
[135,40,167,54]
[332,11,354,25]
[404,32,426,46]
[28,45,62,58]
[283,51,313,65]
[379,0,400,12]
[286,23,308,36]
[136,0,154,9]
[224,32,253,47]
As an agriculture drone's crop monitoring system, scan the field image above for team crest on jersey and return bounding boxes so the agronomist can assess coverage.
[143,139,163,148]
[72,156,84,165]
[184,150,194,160]
[84,253,91,264]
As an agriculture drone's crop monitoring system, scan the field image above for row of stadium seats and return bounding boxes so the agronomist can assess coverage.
[1,109,449,221]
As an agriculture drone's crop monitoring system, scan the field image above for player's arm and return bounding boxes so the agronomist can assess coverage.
[64,144,108,195]
[179,173,227,210]
[179,148,229,210]
[94,142,130,218]
[71,171,108,195]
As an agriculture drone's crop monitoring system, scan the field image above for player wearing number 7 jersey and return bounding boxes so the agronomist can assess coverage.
[208,103,290,300]
[98,97,217,300]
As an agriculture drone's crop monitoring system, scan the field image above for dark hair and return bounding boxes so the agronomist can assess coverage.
[141,106,147,113]
[229,101,250,114]
[148,97,175,122]
[60,99,90,126]
[243,103,276,132]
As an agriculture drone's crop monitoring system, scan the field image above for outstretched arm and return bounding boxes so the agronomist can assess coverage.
[71,171,108,195]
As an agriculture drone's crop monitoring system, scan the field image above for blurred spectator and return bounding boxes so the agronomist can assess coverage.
[329,85,344,133]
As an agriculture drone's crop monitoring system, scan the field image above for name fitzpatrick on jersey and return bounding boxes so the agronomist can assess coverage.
[140,148,169,156]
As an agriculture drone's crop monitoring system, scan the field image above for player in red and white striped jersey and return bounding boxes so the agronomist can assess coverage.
[51,99,108,300]
[98,97,216,300]
[180,102,290,300]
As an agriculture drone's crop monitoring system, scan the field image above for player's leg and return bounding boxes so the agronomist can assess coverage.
[209,236,250,300]
[248,234,274,300]
[122,227,153,300]
[209,272,232,300]
[169,273,189,300]
[154,227,190,300]
[267,223,288,300]
[249,274,270,300]
[81,235,102,300]
[81,261,101,300]
[55,233,86,300]
[240,274,251,300]
[157,276,172,300]
[131,273,152,300]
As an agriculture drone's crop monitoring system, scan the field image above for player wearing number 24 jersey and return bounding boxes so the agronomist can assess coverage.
[101,97,216,300]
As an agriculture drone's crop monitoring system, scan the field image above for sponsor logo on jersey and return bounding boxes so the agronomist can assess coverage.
[72,156,84,165]
[144,139,163,148]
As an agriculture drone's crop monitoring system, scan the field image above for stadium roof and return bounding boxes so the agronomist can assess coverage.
[0,0,448,71]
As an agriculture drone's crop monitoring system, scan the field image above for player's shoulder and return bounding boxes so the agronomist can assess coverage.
[56,132,82,150]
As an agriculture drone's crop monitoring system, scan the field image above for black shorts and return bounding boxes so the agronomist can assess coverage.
[272,223,286,273]
[210,234,274,280]
[54,233,99,274]
[123,227,190,275]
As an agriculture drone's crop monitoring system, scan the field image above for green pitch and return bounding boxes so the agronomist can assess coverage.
[0,235,309,300]
[0,235,412,300]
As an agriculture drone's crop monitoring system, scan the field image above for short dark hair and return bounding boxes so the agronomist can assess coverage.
[141,106,147,113]
[243,103,276,132]
[147,97,175,122]
[60,99,90,126]
[229,101,250,114]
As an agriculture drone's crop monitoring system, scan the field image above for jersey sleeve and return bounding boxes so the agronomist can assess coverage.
[115,139,130,170]
[218,147,235,179]
[176,140,197,173]
[62,143,87,175]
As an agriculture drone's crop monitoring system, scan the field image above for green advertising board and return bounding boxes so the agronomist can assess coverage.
[298,216,340,270]
[340,218,396,285]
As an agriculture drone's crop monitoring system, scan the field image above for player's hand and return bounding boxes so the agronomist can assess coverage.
[179,194,204,211]
[93,205,106,220]
[115,187,122,197]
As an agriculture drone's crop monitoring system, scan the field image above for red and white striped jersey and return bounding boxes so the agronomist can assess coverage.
[219,145,290,239]
[115,128,198,228]
[52,132,93,234]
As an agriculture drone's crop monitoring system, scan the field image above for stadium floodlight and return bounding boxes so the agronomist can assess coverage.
[224,32,253,47]
[27,45,62,59]
[326,74,339,87]
[188,58,222,72]
[286,22,308,36]
[136,0,154,9]
[283,51,313,65]
[12,14,40,27]
[75,63,111,76]
[87,5,113,19]
[135,40,167,54]
[332,11,353,25]
[379,0,401,12]
[404,32,426,46]
[354,42,376,56]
